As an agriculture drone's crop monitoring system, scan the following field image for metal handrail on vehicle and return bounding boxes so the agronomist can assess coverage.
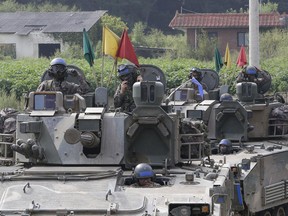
[0,133,15,165]
[268,118,288,137]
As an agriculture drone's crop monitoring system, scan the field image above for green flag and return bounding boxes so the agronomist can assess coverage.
[83,28,95,67]
[214,47,223,72]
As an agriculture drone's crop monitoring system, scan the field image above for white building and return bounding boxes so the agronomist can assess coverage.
[0,11,106,59]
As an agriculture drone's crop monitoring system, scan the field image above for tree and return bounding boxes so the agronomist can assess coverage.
[194,31,218,61]
[100,14,127,36]
[131,22,147,46]
[0,0,23,11]
[0,0,77,12]
[260,1,278,13]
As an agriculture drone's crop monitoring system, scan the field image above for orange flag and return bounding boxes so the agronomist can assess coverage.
[116,29,139,67]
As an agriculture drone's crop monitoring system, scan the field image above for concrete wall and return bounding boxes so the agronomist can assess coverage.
[0,32,63,59]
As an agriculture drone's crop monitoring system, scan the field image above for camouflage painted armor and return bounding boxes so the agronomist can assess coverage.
[114,84,135,112]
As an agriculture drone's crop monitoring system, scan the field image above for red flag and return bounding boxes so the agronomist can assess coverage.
[236,45,247,67]
[116,29,139,67]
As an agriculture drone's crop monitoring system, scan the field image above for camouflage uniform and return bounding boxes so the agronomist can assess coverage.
[114,64,141,112]
[182,80,208,92]
[114,84,135,112]
[37,80,82,95]
[131,179,161,188]
[236,72,256,83]
[37,69,90,95]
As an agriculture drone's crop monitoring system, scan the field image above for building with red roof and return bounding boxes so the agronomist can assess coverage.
[169,11,287,53]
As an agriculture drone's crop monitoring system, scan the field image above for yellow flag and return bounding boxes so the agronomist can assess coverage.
[102,26,120,59]
[224,43,231,68]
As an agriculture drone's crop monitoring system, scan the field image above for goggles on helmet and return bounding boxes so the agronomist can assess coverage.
[120,76,131,82]
[246,66,257,75]
[118,65,131,77]
[138,170,154,178]
[51,64,66,74]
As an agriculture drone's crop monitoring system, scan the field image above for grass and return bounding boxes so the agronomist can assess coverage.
[0,91,25,111]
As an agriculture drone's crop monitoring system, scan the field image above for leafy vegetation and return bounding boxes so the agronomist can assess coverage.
[0,91,24,110]
[1,0,288,109]
[1,26,288,108]
[0,0,78,12]
[260,1,279,13]
[226,1,279,13]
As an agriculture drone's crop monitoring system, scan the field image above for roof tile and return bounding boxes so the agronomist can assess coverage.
[169,12,284,29]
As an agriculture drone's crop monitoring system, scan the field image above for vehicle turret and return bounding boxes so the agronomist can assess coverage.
[2,64,288,216]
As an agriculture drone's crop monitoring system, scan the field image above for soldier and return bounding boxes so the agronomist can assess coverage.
[176,67,208,101]
[186,67,208,92]
[218,139,233,154]
[236,65,264,85]
[37,58,90,95]
[131,163,160,188]
[190,67,203,83]
[220,93,233,102]
[114,64,142,112]
[167,67,209,102]
[182,67,208,91]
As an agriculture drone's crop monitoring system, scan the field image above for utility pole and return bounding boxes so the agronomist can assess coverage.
[249,0,260,68]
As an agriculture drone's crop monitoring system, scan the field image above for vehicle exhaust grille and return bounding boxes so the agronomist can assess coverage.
[264,180,288,205]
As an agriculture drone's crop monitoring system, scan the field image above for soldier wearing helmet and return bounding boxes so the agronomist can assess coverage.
[189,67,203,83]
[37,58,90,95]
[187,67,208,91]
[171,67,208,102]
[114,64,142,112]
[218,139,232,154]
[132,163,160,187]
[236,65,264,85]
[220,93,233,102]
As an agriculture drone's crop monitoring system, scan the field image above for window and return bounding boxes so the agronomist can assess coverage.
[24,25,46,31]
[34,94,56,110]
[237,32,249,47]
[38,43,60,58]
[0,44,16,59]
[208,32,218,40]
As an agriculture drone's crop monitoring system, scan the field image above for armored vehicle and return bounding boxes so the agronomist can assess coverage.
[1,65,288,216]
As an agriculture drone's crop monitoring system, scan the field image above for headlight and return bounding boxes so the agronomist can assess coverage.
[169,203,210,216]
